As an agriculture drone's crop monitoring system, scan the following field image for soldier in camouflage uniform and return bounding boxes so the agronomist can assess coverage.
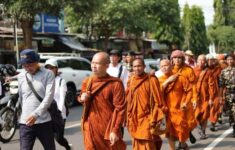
[219,54,235,137]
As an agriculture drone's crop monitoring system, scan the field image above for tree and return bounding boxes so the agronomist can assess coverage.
[150,0,182,50]
[213,0,225,26]
[207,25,235,53]
[214,0,235,26]
[2,0,66,48]
[181,5,209,55]
[66,0,182,51]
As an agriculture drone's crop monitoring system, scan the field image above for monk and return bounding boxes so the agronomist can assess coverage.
[193,55,215,139]
[171,50,197,146]
[207,54,222,131]
[126,58,166,150]
[77,52,126,150]
[158,59,192,150]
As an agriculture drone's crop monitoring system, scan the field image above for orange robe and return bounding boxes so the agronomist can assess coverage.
[126,73,166,150]
[208,65,222,123]
[80,75,126,150]
[193,66,215,124]
[158,73,192,142]
[172,64,197,130]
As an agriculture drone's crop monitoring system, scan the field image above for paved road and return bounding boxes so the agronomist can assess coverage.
[1,105,235,150]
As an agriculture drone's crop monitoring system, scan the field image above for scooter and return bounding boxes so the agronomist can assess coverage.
[0,79,19,143]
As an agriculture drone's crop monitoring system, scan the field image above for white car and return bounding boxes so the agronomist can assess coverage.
[144,58,160,73]
[44,56,92,106]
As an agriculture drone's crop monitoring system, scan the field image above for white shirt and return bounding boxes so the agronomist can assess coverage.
[54,76,67,119]
[18,67,55,124]
[107,64,129,89]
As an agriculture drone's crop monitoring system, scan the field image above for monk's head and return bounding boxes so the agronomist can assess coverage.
[171,50,185,67]
[160,59,172,75]
[91,52,110,77]
[206,54,216,68]
[197,54,207,69]
[132,58,146,76]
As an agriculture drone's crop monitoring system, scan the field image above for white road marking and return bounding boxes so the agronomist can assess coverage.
[65,122,81,129]
[204,127,233,150]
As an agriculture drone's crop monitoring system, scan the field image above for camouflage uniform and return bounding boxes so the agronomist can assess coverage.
[219,66,235,126]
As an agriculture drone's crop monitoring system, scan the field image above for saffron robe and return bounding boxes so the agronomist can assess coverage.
[208,64,222,123]
[126,73,166,150]
[79,75,126,150]
[172,64,197,130]
[193,66,215,123]
[158,73,192,142]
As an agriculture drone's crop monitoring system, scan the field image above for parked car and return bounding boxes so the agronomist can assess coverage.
[144,58,160,73]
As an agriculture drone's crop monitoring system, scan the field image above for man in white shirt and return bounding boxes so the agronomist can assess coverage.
[18,49,55,150]
[45,59,72,150]
[107,49,129,89]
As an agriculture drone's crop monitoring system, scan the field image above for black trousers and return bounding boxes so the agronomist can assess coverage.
[54,119,70,150]
[20,121,55,150]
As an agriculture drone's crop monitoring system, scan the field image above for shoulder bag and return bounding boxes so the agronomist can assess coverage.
[25,73,64,133]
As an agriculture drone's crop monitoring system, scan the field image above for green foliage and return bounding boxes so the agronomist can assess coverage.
[65,0,182,50]
[181,5,209,55]
[213,0,225,26]
[151,0,182,48]
[207,25,235,53]
[1,0,67,48]
[2,0,66,21]
[213,0,235,26]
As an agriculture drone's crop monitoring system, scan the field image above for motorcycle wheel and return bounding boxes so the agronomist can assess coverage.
[0,107,16,143]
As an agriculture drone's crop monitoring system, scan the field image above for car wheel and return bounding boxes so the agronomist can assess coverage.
[66,86,76,107]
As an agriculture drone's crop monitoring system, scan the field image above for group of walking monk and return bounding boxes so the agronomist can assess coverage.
[77,49,235,150]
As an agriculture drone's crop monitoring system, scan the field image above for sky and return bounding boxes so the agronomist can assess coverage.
[178,0,214,26]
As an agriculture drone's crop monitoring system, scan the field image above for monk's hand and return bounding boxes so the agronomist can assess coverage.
[180,103,187,110]
[149,69,156,75]
[80,91,91,102]
[109,132,119,146]
[209,99,213,106]
[192,101,197,109]
[219,97,224,105]
[26,115,36,126]
[167,74,179,83]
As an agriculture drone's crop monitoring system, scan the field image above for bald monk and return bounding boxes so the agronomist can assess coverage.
[158,59,192,150]
[206,54,222,131]
[126,58,166,150]
[171,50,197,146]
[78,52,126,150]
[193,55,215,139]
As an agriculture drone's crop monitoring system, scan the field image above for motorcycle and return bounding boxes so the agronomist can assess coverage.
[0,79,19,143]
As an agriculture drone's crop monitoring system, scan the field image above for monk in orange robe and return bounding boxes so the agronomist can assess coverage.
[78,52,126,150]
[206,54,223,131]
[126,58,166,150]
[216,54,227,69]
[171,50,197,146]
[193,55,215,139]
[158,59,192,150]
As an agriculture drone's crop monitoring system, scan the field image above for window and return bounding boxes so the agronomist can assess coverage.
[80,61,91,70]
[70,59,91,70]
[70,59,82,70]
[57,59,70,68]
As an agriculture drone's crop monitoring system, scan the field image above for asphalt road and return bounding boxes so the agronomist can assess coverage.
[1,105,235,150]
